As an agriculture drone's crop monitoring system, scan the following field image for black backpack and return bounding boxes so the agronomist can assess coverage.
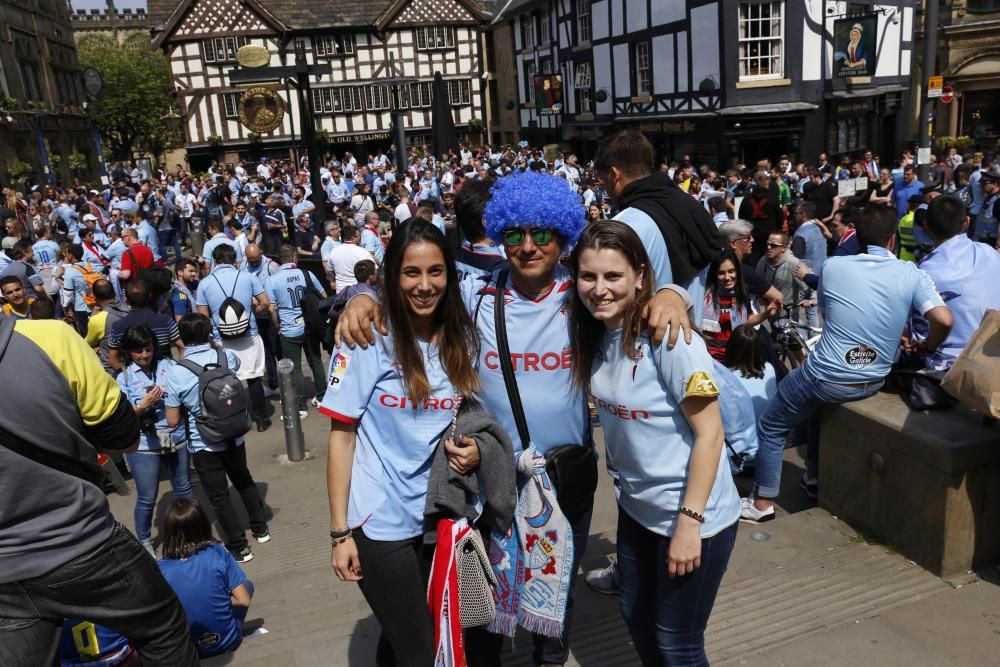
[178,349,252,443]
[212,273,250,339]
[299,269,326,341]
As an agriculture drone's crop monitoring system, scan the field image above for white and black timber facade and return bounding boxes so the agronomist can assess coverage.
[148,0,488,167]
[490,0,916,166]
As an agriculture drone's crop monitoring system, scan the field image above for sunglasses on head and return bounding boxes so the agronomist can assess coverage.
[502,228,555,246]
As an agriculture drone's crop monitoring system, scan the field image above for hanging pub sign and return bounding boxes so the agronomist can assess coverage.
[834,15,878,78]
[533,74,563,116]
[238,86,285,133]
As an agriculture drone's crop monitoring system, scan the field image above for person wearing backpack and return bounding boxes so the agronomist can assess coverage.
[61,244,102,336]
[196,243,272,432]
[265,245,328,418]
[164,313,270,563]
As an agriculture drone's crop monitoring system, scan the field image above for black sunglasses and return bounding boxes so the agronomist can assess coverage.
[502,228,555,246]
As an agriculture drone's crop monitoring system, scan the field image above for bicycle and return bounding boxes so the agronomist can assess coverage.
[770,306,822,369]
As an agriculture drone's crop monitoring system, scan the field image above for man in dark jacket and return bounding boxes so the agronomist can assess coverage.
[738,170,783,266]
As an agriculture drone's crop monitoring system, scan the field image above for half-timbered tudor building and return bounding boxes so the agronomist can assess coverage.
[491,0,915,167]
[148,0,488,166]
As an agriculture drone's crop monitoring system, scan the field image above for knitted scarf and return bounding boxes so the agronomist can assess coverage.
[487,448,573,639]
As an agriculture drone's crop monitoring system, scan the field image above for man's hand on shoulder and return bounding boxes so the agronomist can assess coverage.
[642,288,693,349]
[334,293,384,349]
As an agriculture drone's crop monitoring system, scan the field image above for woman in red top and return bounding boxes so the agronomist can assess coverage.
[702,250,776,362]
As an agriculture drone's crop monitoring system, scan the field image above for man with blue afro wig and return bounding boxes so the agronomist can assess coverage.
[484,171,587,247]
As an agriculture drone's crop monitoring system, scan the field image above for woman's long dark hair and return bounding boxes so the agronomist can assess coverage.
[706,249,751,313]
[119,324,158,366]
[725,323,766,379]
[161,498,217,560]
[380,219,479,403]
[568,221,654,391]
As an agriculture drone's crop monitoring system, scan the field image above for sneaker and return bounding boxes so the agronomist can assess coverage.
[584,560,620,595]
[310,396,321,408]
[231,546,254,563]
[255,417,272,432]
[739,497,775,523]
[252,529,271,544]
[279,410,309,421]
[800,472,818,501]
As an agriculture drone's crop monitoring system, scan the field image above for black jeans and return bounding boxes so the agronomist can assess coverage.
[247,377,266,421]
[0,523,199,667]
[353,530,435,667]
[279,333,327,409]
[191,442,268,553]
[257,317,280,389]
[464,503,593,666]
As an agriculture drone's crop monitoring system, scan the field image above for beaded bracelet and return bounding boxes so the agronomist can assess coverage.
[330,527,352,545]
[679,506,705,524]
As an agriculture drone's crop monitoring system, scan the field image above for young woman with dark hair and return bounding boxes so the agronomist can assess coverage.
[116,324,191,556]
[724,323,778,420]
[321,219,479,666]
[569,220,739,666]
[702,249,778,362]
[157,498,253,659]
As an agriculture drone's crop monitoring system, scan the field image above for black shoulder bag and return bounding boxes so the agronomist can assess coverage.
[493,270,597,516]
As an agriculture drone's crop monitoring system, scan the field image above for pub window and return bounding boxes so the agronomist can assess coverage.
[415,26,455,51]
[315,33,355,57]
[577,87,592,114]
[408,82,433,108]
[574,62,592,88]
[525,60,537,103]
[365,85,391,111]
[204,36,248,64]
[577,0,591,43]
[222,92,240,119]
[634,42,651,96]
[738,1,784,80]
[341,87,364,112]
[520,15,535,49]
[447,80,471,106]
[967,0,1000,10]
[539,12,551,44]
[312,88,345,113]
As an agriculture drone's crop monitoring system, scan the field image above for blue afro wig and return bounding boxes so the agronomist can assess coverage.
[484,171,587,246]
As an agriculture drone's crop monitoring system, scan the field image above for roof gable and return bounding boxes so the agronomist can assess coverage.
[152,0,284,47]
[377,0,487,30]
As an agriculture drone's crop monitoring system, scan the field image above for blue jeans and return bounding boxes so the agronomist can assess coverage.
[125,447,193,544]
[157,228,181,263]
[617,512,737,667]
[754,365,882,498]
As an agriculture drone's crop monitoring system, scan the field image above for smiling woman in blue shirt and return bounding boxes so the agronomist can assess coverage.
[322,220,480,666]
[569,221,739,666]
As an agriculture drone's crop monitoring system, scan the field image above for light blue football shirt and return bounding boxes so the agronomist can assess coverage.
[104,239,127,270]
[808,246,944,384]
[911,234,1000,371]
[318,333,457,540]
[164,343,244,453]
[589,329,741,538]
[264,263,326,338]
[116,358,176,451]
[32,240,61,266]
[202,233,244,271]
[461,266,588,456]
[195,264,266,339]
[731,362,777,421]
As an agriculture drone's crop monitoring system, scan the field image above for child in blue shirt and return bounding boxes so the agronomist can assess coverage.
[158,498,253,659]
[322,220,480,665]
[569,220,739,666]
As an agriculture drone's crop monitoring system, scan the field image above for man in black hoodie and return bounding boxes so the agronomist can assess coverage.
[593,129,723,322]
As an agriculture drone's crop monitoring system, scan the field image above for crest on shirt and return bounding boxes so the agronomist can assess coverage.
[328,351,351,391]
[684,372,720,398]
[844,344,877,367]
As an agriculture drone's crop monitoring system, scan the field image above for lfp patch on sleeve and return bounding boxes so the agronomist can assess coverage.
[684,371,720,399]
[328,351,351,392]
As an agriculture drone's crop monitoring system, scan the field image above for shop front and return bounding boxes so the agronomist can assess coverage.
[718,102,821,169]
[825,88,907,163]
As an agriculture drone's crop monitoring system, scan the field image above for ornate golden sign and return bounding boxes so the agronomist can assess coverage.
[238,86,285,134]
[236,44,270,68]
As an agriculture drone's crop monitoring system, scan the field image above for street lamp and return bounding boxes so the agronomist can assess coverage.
[161,109,182,134]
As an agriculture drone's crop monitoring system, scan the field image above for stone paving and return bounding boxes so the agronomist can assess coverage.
[107,395,1000,666]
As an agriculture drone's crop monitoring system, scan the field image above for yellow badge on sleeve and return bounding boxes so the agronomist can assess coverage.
[685,371,719,398]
